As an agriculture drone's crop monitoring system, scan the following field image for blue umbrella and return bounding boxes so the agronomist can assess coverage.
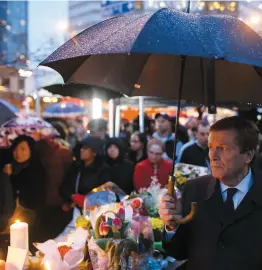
[40,9,262,219]
[0,99,19,125]
[44,102,85,116]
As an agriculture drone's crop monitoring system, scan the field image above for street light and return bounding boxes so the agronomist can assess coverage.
[56,21,69,32]
[249,16,260,25]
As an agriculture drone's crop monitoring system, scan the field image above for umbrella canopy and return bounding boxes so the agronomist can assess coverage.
[44,102,85,116]
[44,83,123,101]
[41,8,262,107]
[0,116,59,148]
[0,99,19,125]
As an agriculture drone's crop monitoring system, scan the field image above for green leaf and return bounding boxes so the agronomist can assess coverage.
[96,238,113,251]
[107,217,113,226]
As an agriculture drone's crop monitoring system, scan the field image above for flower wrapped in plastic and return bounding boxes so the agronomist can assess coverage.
[87,201,154,269]
[34,228,88,270]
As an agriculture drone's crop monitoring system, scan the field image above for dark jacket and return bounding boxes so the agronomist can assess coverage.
[60,156,112,202]
[128,150,147,165]
[105,138,134,194]
[0,172,14,231]
[180,142,209,167]
[163,170,262,270]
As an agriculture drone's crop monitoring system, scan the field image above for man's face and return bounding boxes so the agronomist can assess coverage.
[147,144,163,164]
[156,116,170,133]
[208,130,253,184]
[196,125,210,148]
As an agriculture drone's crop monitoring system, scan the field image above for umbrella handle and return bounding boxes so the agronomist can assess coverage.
[167,175,197,225]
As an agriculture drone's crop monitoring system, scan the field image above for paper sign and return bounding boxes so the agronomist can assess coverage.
[6,246,27,270]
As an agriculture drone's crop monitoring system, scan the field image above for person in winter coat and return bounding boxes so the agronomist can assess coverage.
[105,138,134,194]
[0,172,14,232]
[133,138,172,192]
[34,138,73,240]
[4,135,47,246]
[60,136,112,209]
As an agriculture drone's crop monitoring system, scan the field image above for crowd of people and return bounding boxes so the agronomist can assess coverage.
[0,112,211,247]
[1,112,262,262]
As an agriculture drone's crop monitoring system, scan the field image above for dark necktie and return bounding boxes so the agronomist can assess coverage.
[225,188,238,213]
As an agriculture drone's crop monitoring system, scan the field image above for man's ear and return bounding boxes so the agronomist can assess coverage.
[245,149,255,164]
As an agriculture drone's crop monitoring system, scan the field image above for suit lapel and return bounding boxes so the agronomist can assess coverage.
[203,178,228,226]
[203,168,262,230]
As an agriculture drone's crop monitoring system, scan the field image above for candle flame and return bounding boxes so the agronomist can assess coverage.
[45,261,51,270]
[15,219,20,223]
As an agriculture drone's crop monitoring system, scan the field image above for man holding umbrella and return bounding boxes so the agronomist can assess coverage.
[159,116,262,270]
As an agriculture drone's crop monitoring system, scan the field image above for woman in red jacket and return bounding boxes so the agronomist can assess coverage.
[133,138,173,192]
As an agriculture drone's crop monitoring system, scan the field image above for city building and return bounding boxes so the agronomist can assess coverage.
[69,1,102,34]
[0,1,28,67]
[68,1,145,35]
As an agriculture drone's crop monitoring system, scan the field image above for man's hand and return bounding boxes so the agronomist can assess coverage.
[158,191,182,230]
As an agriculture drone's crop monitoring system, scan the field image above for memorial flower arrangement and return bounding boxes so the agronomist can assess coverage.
[87,201,154,270]
[175,163,209,191]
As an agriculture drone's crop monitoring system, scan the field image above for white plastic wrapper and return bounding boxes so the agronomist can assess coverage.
[34,228,88,270]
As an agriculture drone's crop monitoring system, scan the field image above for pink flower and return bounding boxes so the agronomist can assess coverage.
[131,198,143,209]
[117,207,125,220]
[99,221,110,236]
[112,217,122,229]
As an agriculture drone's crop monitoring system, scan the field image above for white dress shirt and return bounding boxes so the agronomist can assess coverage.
[220,168,252,209]
[165,168,253,239]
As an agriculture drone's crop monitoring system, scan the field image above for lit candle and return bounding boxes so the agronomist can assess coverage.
[10,220,29,250]
[45,260,51,270]
[0,260,5,270]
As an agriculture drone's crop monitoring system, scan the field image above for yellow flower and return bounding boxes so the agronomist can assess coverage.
[177,177,187,186]
[175,171,182,178]
[150,218,164,230]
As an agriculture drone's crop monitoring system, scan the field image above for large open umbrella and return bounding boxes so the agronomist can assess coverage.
[0,99,19,125]
[40,8,262,223]
[0,116,59,148]
[43,102,85,117]
[44,83,123,101]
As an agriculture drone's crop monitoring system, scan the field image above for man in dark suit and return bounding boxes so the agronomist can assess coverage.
[159,116,262,270]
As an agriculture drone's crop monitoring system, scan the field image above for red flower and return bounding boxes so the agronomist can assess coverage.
[101,215,106,222]
[112,217,122,229]
[131,198,143,209]
[99,221,110,236]
[117,207,125,220]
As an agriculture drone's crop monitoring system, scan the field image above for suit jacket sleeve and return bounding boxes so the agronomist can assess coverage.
[162,180,196,260]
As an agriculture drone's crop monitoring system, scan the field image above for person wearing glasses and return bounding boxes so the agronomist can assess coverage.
[133,138,172,192]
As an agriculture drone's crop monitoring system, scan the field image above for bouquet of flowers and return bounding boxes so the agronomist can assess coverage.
[175,163,209,192]
[87,200,154,270]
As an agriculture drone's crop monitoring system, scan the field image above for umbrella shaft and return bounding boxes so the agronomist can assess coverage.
[171,56,187,175]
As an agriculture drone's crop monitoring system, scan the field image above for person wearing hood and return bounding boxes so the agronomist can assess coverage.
[60,136,112,209]
[105,138,134,195]
[3,135,46,246]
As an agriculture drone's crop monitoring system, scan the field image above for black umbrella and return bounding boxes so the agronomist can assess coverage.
[44,83,123,101]
[40,8,262,224]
